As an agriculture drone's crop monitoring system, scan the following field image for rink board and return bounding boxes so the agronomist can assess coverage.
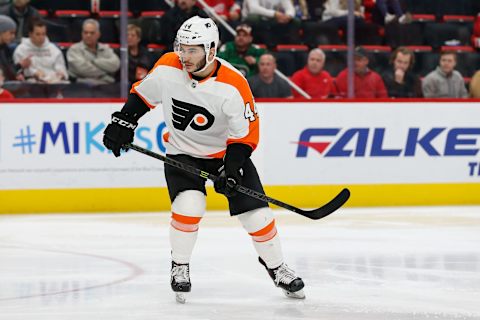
[1,101,479,213]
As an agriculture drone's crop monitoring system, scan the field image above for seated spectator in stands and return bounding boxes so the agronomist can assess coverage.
[67,19,120,85]
[335,46,388,98]
[248,53,293,98]
[202,0,240,22]
[376,0,411,25]
[217,24,266,77]
[292,0,310,20]
[322,0,365,27]
[0,0,40,42]
[291,48,334,99]
[0,69,14,99]
[472,13,480,49]
[422,51,468,98]
[13,20,68,83]
[469,70,480,98]
[161,0,208,50]
[0,15,29,81]
[242,0,299,45]
[382,47,422,98]
[243,0,295,23]
[127,24,152,85]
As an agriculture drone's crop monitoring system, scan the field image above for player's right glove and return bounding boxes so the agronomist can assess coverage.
[214,143,252,198]
[103,111,138,157]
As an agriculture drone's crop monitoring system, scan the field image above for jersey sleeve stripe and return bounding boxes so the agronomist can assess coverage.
[215,65,260,150]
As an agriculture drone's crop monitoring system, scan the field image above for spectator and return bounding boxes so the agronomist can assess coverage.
[382,47,422,98]
[127,24,152,85]
[291,48,334,99]
[335,46,388,98]
[0,68,14,99]
[322,0,365,27]
[202,0,240,21]
[0,0,40,41]
[0,14,29,81]
[472,13,480,49]
[376,0,411,25]
[161,0,208,50]
[13,19,68,83]
[242,0,299,45]
[248,53,293,98]
[470,70,480,98]
[67,19,120,85]
[292,0,310,20]
[422,51,468,98]
[217,24,266,77]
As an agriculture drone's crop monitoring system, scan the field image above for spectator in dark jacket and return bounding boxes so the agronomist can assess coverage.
[161,0,207,50]
[0,14,30,80]
[382,47,422,98]
[0,0,40,41]
[127,24,152,85]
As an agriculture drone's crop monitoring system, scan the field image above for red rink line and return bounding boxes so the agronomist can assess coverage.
[0,244,145,301]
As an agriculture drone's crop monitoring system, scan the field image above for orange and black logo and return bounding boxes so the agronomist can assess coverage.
[171,98,215,131]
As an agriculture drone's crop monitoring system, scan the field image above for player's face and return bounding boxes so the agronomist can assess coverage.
[440,54,456,74]
[178,44,206,73]
[393,52,411,72]
[29,25,46,47]
[307,51,324,75]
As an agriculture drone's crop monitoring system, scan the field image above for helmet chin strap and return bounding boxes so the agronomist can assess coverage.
[191,45,216,74]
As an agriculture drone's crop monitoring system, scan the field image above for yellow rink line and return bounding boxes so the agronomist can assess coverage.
[1,183,480,214]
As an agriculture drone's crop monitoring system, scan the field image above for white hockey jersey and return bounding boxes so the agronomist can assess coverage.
[131,52,259,159]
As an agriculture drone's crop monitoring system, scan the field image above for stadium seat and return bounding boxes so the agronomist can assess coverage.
[276,45,309,72]
[301,21,342,47]
[31,0,91,11]
[385,23,424,47]
[139,15,164,44]
[273,51,297,77]
[403,0,438,16]
[423,23,471,48]
[318,45,347,77]
[363,46,391,74]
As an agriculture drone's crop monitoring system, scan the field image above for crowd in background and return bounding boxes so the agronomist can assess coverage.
[1,0,480,99]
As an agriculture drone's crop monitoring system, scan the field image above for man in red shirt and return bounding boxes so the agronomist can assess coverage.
[291,48,335,99]
[335,46,388,98]
[0,69,14,99]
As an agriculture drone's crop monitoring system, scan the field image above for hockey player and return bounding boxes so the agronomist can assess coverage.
[103,16,304,303]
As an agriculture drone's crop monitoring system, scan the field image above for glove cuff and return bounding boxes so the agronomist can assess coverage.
[225,143,252,175]
[112,111,138,130]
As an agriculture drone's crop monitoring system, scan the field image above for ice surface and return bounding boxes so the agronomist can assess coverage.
[1,206,479,320]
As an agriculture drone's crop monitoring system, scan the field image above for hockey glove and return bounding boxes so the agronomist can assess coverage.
[103,111,138,157]
[214,144,252,197]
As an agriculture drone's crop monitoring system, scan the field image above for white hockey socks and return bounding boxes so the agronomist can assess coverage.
[237,207,284,269]
[169,190,206,264]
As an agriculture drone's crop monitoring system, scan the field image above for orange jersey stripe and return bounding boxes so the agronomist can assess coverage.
[172,212,202,225]
[215,66,259,151]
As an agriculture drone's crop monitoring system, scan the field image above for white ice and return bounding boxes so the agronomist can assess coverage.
[1,206,479,320]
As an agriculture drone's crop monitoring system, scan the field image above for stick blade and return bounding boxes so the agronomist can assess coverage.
[299,188,350,220]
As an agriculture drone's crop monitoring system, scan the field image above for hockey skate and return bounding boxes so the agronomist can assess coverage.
[171,261,191,304]
[259,257,305,299]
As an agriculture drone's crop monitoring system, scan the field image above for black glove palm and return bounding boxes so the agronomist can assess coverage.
[103,111,138,157]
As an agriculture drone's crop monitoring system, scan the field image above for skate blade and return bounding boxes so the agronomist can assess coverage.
[283,289,305,299]
[175,292,187,304]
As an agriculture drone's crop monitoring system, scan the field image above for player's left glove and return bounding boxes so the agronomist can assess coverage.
[214,144,252,198]
[103,111,138,157]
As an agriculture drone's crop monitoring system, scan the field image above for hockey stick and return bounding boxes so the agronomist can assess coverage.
[125,143,350,220]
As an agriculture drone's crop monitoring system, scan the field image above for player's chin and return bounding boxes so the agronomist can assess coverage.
[184,64,195,72]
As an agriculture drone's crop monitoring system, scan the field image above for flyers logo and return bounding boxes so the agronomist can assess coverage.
[171,98,215,131]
